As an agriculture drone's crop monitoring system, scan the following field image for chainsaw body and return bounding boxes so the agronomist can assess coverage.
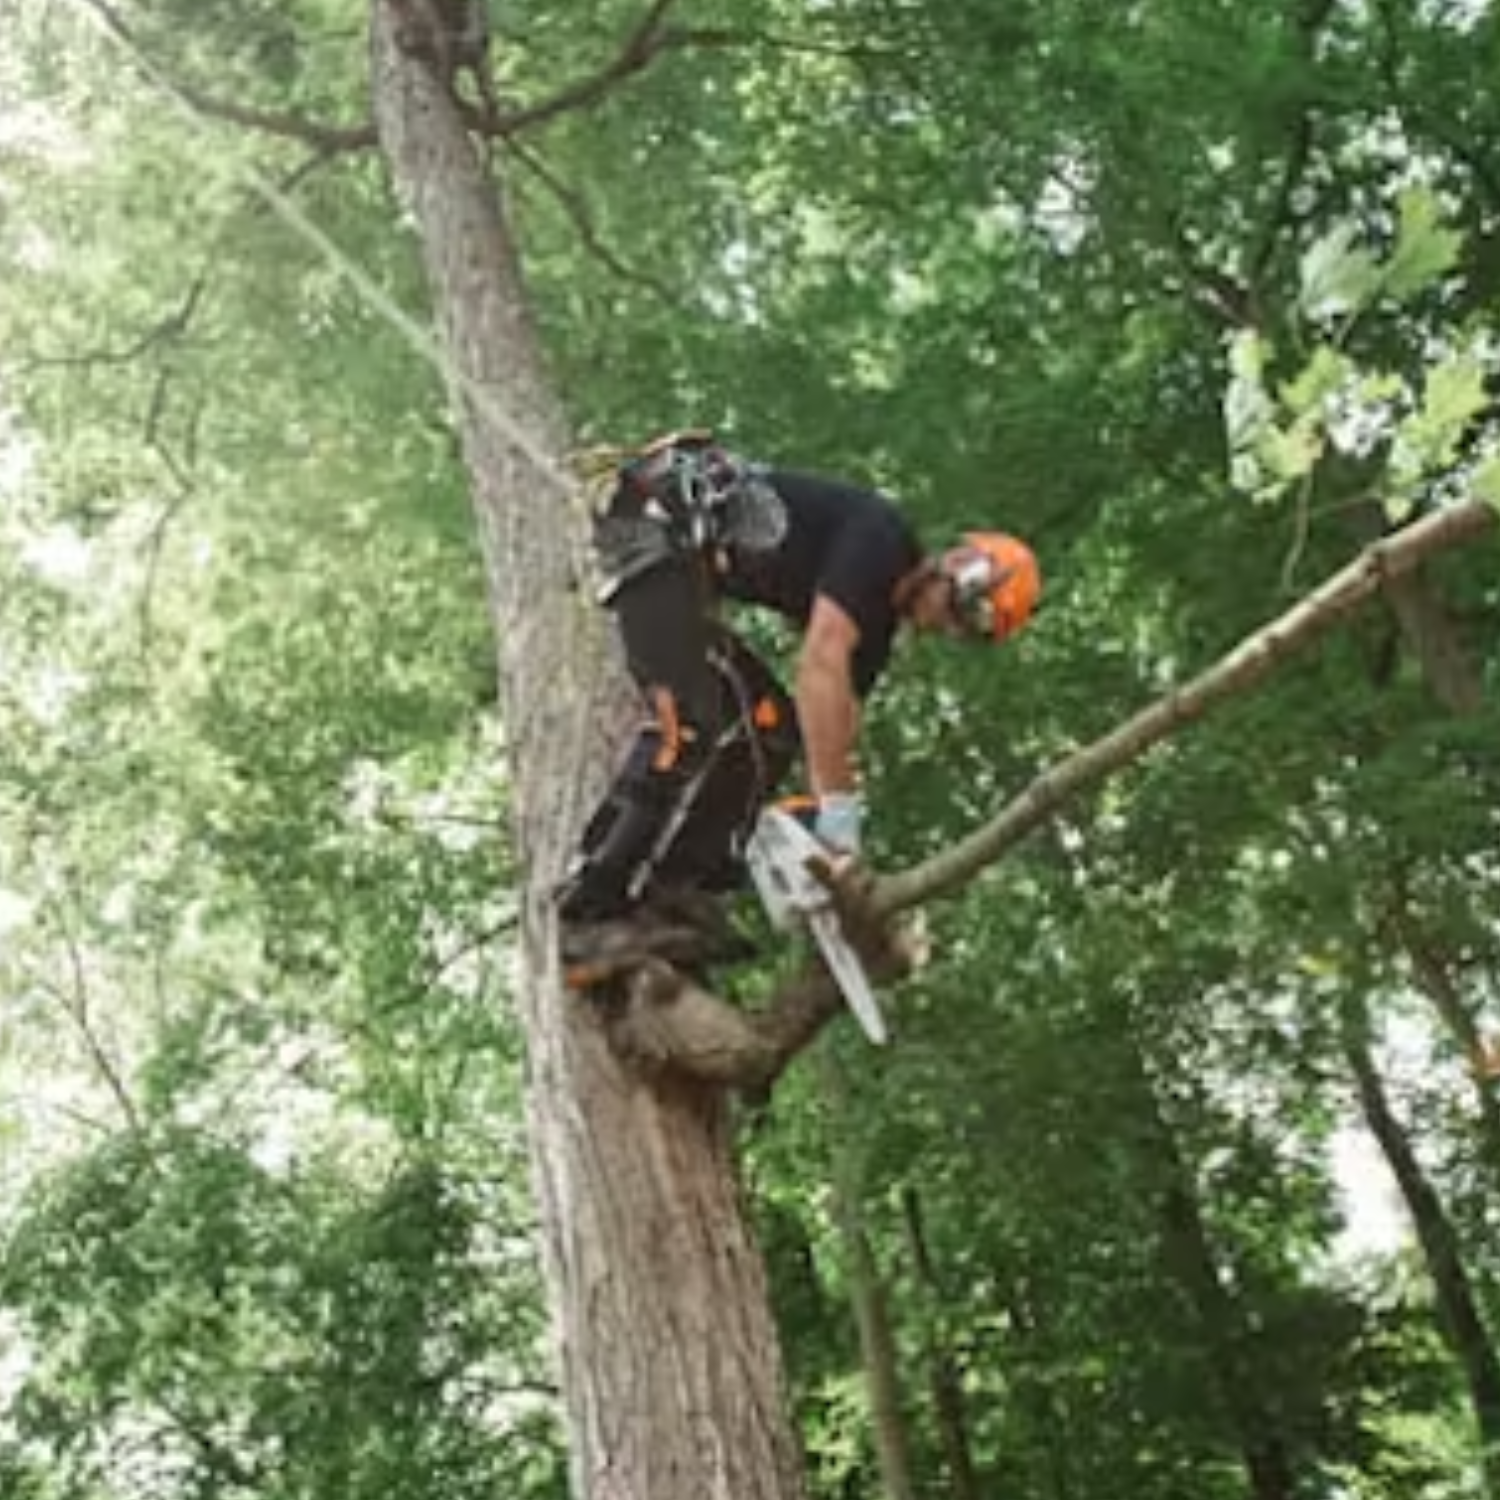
[745,806,888,1045]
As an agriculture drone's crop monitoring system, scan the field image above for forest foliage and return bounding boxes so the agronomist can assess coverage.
[1,1,1499,1496]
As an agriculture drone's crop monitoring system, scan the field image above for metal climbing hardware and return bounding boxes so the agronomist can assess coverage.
[621,433,787,555]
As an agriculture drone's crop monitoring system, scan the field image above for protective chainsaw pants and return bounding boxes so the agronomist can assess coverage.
[556,549,797,923]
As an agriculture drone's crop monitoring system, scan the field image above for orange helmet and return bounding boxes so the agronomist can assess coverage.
[942,532,1041,642]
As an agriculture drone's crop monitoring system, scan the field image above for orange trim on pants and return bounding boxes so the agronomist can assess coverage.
[650,687,683,771]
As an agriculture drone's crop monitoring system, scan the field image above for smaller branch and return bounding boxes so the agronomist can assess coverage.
[34,923,144,1132]
[1371,0,1500,211]
[494,0,723,135]
[75,0,375,153]
[156,1395,260,1491]
[278,142,352,194]
[14,128,320,385]
[137,467,195,657]
[35,1097,117,1135]
[171,83,376,153]
[495,18,894,137]
[1247,108,1315,295]
[420,913,519,991]
[1279,470,1317,592]
[505,138,685,306]
[12,277,203,375]
[1241,0,1337,293]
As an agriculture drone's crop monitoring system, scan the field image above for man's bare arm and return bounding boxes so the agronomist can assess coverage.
[796,595,862,797]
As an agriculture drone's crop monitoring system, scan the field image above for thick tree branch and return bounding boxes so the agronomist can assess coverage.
[604,960,843,1093]
[491,0,676,133]
[604,862,910,1090]
[1343,498,1485,713]
[496,20,895,137]
[875,500,1495,915]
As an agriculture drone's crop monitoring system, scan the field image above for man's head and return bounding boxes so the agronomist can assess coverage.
[902,532,1041,643]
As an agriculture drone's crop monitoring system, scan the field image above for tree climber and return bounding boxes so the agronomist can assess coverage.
[556,431,1041,963]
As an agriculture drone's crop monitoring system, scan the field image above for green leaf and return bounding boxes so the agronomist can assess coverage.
[1223,330,1274,452]
[1384,186,1463,301]
[1474,454,1500,514]
[1255,419,1324,488]
[1279,346,1352,418]
[1394,352,1490,478]
[1424,354,1489,431]
[1298,222,1380,320]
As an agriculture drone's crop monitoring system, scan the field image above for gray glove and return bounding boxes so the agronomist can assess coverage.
[813,792,863,856]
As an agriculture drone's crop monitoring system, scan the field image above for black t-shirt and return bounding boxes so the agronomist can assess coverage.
[720,470,922,697]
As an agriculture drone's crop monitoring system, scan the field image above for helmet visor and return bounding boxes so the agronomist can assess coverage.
[946,551,1013,640]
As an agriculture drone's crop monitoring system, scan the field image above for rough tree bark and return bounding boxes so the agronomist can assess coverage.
[366,6,805,1497]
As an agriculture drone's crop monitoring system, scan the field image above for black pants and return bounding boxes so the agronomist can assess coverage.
[559,551,799,921]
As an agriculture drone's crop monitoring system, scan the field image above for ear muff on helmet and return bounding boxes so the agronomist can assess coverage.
[945,532,1041,641]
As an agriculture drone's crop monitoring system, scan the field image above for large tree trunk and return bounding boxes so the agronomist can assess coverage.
[1341,991,1500,1497]
[366,7,804,1497]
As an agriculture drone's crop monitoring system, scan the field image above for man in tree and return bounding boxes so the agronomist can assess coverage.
[556,431,1040,960]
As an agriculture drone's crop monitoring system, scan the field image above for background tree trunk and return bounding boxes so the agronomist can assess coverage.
[1147,1097,1299,1500]
[366,6,805,1496]
[818,1051,918,1500]
[900,1187,982,1500]
[1120,1015,1300,1500]
[1346,499,1484,714]
[1384,891,1500,1189]
[1341,989,1500,1498]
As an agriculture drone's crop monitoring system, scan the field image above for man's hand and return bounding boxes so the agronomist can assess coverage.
[814,791,863,857]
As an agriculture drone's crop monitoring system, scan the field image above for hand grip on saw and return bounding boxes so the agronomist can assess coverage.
[745,806,888,1045]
